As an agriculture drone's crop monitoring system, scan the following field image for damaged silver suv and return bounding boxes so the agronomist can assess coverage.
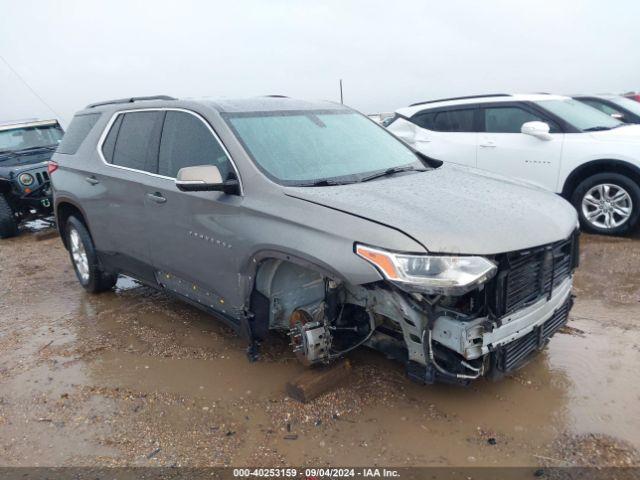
[51,95,579,384]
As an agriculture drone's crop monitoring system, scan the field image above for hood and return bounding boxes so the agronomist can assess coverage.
[588,124,640,142]
[285,164,577,255]
[0,160,49,179]
[0,150,55,169]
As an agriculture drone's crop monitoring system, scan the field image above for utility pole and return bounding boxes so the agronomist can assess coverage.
[339,79,344,104]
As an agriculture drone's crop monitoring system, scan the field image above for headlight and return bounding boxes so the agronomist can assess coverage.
[18,173,34,186]
[355,244,497,295]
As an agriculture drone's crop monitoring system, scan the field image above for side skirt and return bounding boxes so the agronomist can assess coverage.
[97,252,246,336]
[154,270,243,332]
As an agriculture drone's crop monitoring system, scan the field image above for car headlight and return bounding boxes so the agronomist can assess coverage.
[18,173,34,186]
[355,244,497,295]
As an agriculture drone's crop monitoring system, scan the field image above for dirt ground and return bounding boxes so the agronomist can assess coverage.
[1,224,639,469]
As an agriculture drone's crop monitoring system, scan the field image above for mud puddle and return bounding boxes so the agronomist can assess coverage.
[1,231,639,467]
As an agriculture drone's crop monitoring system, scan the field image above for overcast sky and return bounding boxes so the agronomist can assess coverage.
[1,0,639,126]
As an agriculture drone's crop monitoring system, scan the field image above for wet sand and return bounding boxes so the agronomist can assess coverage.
[1,226,639,467]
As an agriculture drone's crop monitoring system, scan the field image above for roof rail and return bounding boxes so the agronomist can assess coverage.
[263,95,289,98]
[86,95,177,109]
[409,93,511,107]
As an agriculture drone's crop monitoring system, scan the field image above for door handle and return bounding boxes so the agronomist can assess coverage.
[479,141,496,148]
[146,192,167,204]
[85,176,99,185]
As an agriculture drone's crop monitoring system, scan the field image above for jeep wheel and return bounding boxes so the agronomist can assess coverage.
[0,194,19,239]
[572,173,640,235]
[66,216,117,293]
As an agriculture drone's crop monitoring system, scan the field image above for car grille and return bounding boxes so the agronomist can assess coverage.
[498,296,572,372]
[491,231,579,319]
[34,170,50,186]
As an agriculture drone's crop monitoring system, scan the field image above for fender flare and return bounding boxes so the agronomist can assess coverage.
[0,178,12,194]
[561,159,640,198]
[54,197,93,247]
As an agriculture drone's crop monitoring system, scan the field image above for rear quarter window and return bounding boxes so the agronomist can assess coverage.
[412,109,475,132]
[56,113,101,155]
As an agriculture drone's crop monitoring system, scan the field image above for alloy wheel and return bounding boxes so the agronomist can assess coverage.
[69,227,90,282]
[581,183,633,230]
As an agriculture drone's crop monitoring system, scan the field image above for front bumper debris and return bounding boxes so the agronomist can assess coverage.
[492,294,572,374]
[431,276,573,361]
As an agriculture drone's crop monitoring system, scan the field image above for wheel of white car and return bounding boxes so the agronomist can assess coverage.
[572,173,640,235]
[65,216,117,293]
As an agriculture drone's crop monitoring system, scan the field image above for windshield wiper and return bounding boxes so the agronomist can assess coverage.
[359,166,426,183]
[583,126,613,132]
[299,178,354,187]
[15,145,57,153]
[295,166,426,187]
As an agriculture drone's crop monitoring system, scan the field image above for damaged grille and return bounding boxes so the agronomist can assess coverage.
[498,296,572,372]
[491,231,579,318]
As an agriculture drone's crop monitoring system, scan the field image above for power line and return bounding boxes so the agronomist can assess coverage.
[0,54,61,119]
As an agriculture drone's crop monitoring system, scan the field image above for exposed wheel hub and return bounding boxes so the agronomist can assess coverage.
[288,306,331,365]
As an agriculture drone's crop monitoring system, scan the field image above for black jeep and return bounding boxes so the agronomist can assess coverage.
[0,119,64,238]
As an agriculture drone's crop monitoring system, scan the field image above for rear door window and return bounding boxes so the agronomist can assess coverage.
[158,111,232,179]
[109,111,163,173]
[101,114,123,163]
[413,109,475,132]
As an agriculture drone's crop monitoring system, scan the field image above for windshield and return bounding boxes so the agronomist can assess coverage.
[225,111,423,185]
[0,124,64,153]
[534,99,622,131]
[609,96,640,117]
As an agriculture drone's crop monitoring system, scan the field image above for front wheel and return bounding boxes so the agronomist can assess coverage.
[571,173,640,235]
[0,194,19,239]
[65,216,117,293]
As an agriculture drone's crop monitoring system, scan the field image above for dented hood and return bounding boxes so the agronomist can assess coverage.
[285,164,577,255]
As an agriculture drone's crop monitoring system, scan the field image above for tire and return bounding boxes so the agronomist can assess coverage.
[65,216,117,293]
[0,194,19,239]
[571,173,640,235]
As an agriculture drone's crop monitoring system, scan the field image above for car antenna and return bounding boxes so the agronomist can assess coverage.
[0,54,61,120]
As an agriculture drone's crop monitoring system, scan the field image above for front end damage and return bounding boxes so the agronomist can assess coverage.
[255,231,579,384]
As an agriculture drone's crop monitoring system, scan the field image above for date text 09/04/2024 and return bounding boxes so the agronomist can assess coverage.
[232,468,401,478]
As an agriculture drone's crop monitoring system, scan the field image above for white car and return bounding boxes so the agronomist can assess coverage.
[387,93,640,235]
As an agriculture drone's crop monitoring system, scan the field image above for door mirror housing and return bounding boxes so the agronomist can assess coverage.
[611,112,625,121]
[175,165,239,194]
[391,121,418,144]
[521,121,552,141]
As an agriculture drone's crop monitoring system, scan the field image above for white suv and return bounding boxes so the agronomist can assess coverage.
[387,93,640,235]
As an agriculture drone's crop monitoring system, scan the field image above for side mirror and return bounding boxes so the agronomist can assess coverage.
[611,112,625,121]
[521,121,552,141]
[389,121,417,144]
[175,165,239,194]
